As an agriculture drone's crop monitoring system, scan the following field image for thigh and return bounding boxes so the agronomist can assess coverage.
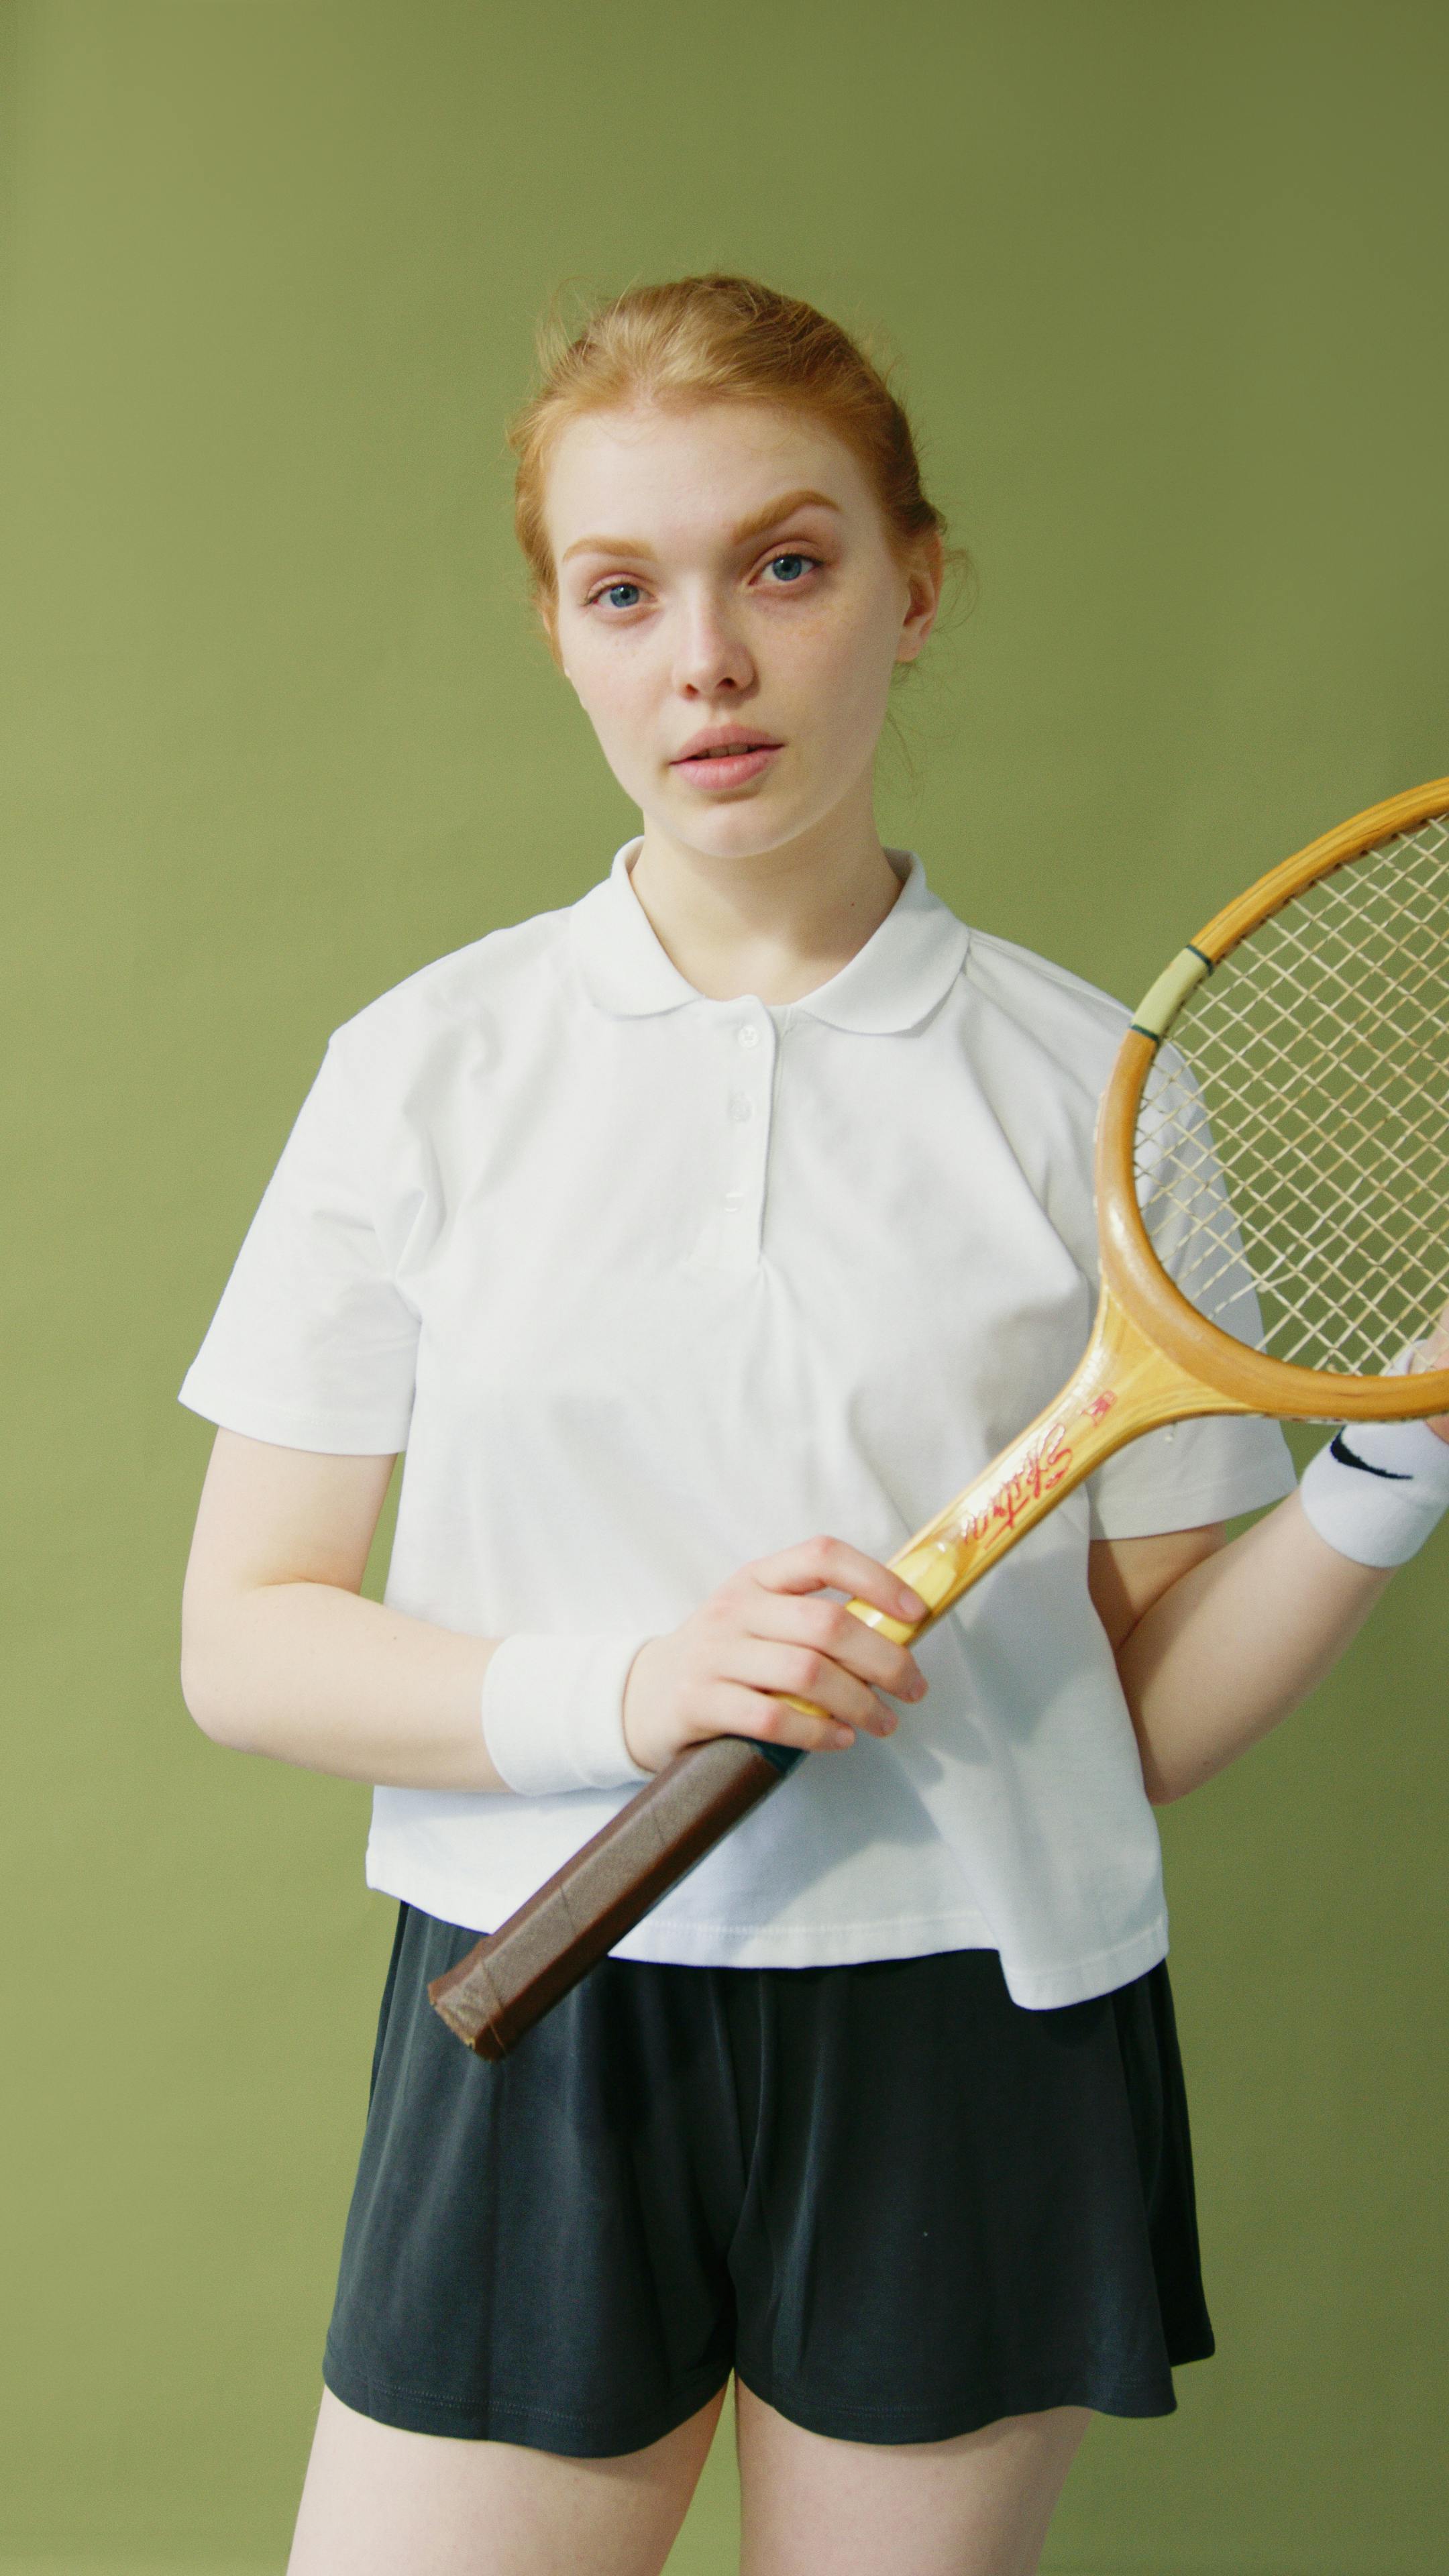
[288,2382,727,2576]
[735,2382,1090,2576]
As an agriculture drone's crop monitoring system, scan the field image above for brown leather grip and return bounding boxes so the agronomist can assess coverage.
[427,1735,794,2056]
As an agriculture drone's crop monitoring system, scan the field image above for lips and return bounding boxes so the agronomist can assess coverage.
[672,732,782,763]
[672,742,782,788]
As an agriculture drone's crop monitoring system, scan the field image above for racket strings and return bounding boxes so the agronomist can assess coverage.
[1134,815,1449,1378]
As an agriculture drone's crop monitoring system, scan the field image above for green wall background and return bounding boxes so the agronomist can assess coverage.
[3,2,1446,2568]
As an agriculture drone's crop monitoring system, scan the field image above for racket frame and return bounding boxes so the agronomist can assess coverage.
[1101,773,1449,1428]
[841,775,1449,1646]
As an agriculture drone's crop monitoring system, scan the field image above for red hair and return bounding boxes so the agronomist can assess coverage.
[507,272,968,661]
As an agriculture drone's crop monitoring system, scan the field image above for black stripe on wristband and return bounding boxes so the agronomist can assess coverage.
[1328,1430,1412,1483]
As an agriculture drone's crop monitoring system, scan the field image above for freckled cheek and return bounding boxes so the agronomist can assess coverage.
[591,704,660,790]
[789,616,895,745]
[564,647,661,767]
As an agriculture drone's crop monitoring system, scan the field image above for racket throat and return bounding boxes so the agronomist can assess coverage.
[884,1295,1216,1629]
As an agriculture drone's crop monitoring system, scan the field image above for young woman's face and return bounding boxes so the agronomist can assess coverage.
[543,400,941,863]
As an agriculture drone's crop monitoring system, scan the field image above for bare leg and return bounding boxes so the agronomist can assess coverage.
[286,2381,728,2576]
[735,2381,1091,2576]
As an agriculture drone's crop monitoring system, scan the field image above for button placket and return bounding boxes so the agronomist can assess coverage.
[712,1011,775,1269]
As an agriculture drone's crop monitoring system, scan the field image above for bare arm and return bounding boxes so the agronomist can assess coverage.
[1090,1499,1393,1807]
[180,1428,513,1790]
[179,1430,928,1792]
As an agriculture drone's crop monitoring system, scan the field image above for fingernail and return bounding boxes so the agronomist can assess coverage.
[898,1587,926,1618]
[833,1726,854,1748]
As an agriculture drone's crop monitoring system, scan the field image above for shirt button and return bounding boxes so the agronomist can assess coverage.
[729,1094,752,1122]
[722,1188,745,1211]
[737,1024,760,1048]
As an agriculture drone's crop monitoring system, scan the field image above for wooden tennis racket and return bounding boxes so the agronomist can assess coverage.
[430,775,1449,2057]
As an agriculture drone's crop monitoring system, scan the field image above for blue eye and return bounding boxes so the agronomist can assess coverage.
[765,553,814,584]
[597,582,642,610]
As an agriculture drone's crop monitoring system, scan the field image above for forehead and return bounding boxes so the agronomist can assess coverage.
[542,400,878,553]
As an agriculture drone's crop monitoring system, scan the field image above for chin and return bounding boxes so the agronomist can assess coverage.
[659,794,818,855]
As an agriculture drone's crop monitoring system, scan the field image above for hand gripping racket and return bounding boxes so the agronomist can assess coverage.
[430,776,1449,2057]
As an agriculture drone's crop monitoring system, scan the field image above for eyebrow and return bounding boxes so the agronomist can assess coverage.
[559,488,844,567]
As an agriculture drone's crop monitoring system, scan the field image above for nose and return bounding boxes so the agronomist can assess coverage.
[673,584,757,698]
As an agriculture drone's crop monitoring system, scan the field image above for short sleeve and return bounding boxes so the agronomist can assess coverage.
[178,1029,420,1453]
[1085,1047,1298,1538]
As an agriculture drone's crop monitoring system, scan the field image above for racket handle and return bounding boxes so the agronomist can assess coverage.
[427,1735,800,2056]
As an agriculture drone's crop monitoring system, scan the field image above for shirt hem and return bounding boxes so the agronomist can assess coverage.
[364,1855,997,1966]
[364,1852,1169,2009]
[989,1917,1170,2009]
[610,1907,1000,1968]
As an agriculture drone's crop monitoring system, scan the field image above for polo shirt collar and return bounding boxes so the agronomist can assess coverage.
[570,837,969,1034]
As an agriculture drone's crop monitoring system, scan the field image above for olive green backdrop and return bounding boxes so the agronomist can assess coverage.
[3,1,1446,2567]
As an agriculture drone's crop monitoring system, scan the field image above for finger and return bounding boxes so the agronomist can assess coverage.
[692,1677,857,1756]
[745,1590,928,1705]
[751,1534,929,1629]
[725,1635,900,1737]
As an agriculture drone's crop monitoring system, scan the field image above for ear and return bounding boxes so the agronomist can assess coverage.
[895,530,944,665]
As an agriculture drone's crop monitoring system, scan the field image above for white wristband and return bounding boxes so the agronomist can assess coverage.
[1298,1410,1449,1567]
[480,1632,656,1796]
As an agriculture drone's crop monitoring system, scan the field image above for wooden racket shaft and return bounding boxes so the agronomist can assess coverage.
[431,775,1449,2059]
[428,1733,798,2054]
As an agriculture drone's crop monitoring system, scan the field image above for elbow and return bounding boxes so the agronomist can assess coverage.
[1144,1772,1185,1807]
[1137,1738,1215,1805]
[1136,1750,1177,1806]
[179,1657,236,1749]
[1125,1708,1185,1807]
[179,1622,254,1752]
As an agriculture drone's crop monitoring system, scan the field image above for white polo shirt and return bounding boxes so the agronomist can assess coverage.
[180,840,1295,2008]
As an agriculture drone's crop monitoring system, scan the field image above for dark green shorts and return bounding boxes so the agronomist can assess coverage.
[323,1904,1214,2455]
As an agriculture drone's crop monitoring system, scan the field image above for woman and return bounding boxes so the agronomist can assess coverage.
[178,274,1449,2576]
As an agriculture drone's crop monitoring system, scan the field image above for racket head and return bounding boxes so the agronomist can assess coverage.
[1097,777,1449,1424]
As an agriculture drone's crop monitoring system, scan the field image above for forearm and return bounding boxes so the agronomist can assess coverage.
[181,1579,510,1791]
[1117,1490,1392,1804]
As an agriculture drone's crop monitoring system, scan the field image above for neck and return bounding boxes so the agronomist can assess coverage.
[627,796,906,1005]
